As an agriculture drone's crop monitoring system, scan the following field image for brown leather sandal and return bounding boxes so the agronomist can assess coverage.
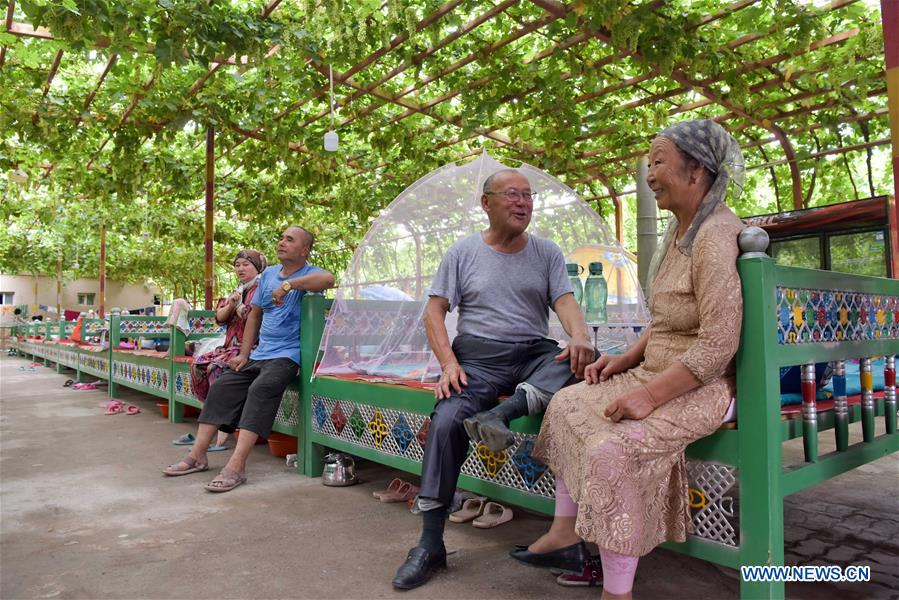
[205,467,247,493]
[162,455,209,477]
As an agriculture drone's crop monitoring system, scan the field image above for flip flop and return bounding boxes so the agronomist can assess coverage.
[373,478,406,500]
[17,366,36,372]
[125,405,141,415]
[63,379,74,387]
[205,467,247,492]
[207,443,228,452]
[379,481,418,503]
[173,433,196,446]
[163,455,209,476]
[104,401,125,415]
[449,497,488,523]
[472,502,514,528]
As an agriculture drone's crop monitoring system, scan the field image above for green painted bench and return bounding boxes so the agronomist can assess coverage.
[298,241,898,600]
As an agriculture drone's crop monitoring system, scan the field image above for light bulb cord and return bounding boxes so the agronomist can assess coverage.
[329,64,335,130]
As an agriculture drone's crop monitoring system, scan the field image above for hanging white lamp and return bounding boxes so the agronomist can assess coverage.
[324,64,339,152]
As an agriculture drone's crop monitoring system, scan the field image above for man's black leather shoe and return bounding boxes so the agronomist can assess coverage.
[509,541,588,574]
[392,545,447,590]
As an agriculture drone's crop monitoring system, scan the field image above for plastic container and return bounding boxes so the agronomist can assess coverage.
[156,402,169,418]
[267,432,298,458]
[584,262,608,324]
[566,263,584,306]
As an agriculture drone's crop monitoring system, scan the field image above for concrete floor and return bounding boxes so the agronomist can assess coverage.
[1,353,897,599]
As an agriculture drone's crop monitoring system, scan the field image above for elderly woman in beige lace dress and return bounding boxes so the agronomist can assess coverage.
[510,120,746,599]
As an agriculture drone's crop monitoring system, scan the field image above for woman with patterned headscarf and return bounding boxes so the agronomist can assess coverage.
[189,249,267,416]
[511,120,746,598]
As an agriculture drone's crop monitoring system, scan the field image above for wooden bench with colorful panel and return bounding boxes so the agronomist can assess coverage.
[72,318,109,382]
[108,312,171,402]
[169,310,224,421]
[54,319,80,373]
[298,230,898,600]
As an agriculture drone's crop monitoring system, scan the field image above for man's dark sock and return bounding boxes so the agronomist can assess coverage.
[490,388,530,422]
[418,507,447,553]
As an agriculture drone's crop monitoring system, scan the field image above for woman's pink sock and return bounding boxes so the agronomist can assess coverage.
[599,548,639,595]
[554,475,578,517]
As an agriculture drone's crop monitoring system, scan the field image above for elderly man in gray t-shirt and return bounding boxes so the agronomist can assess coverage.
[392,169,594,590]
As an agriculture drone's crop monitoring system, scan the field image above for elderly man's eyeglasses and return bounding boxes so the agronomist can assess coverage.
[485,190,537,202]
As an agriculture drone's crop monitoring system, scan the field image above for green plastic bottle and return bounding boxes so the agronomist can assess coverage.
[566,263,583,306]
[584,262,608,323]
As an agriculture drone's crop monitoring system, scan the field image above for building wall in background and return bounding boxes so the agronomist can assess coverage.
[0,274,161,315]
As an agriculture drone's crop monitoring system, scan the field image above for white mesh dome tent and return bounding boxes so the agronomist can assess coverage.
[314,152,649,382]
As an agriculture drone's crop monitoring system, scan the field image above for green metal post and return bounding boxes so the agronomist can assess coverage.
[41,322,50,366]
[860,358,875,442]
[300,294,329,476]
[108,312,120,399]
[735,255,785,600]
[832,360,849,451]
[168,320,181,424]
[801,362,818,462]
[55,318,66,373]
[883,355,896,434]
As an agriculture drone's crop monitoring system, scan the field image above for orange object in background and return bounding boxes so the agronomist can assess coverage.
[71,318,83,343]
[267,432,298,457]
[567,245,646,322]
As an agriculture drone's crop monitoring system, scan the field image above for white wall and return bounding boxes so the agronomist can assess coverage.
[0,274,162,316]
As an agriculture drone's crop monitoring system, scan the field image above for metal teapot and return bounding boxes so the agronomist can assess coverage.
[321,452,358,487]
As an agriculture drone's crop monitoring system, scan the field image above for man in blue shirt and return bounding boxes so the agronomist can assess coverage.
[164,226,334,492]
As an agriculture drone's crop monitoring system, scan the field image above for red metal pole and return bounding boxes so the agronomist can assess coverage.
[99,223,106,316]
[884,0,899,278]
[204,126,215,309]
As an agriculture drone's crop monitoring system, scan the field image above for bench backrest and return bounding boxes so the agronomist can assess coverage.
[738,256,897,411]
[110,314,170,346]
[169,310,225,356]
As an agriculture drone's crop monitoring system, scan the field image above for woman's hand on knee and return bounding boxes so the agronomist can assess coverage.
[604,387,654,422]
[585,354,630,385]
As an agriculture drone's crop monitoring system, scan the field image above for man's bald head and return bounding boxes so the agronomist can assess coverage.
[482,169,529,195]
[277,225,315,266]
[285,225,314,253]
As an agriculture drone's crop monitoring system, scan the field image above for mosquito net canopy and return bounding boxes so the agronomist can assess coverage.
[315,152,649,382]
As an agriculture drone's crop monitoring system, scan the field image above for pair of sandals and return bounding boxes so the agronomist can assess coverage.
[373,478,420,503]
[449,497,514,528]
[162,456,246,492]
[103,400,140,415]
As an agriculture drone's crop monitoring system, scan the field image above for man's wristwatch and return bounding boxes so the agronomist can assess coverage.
[280,281,292,293]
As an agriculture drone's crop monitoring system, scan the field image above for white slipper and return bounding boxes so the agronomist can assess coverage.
[448,497,487,523]
[472,501,513,528]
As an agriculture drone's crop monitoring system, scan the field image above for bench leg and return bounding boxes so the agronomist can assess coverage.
[301,438,325,477]
[170,400,185,423]
[738,443,785,599]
